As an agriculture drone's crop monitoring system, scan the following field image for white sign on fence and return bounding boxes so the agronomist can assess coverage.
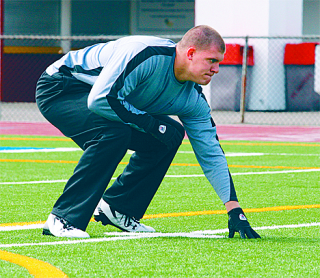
[130,0,194,35]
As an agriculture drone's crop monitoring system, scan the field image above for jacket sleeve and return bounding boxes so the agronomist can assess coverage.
[105,96,157,133]
[179,98,238,204]
[87,44,156,131]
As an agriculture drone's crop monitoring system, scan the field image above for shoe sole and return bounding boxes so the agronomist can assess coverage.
[94,211,128,232]
[94,211,154,232]
[42,228,54,236]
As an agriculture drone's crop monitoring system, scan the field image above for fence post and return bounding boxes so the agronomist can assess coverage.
[60,0,72,53]
[0,0,3,102]
[240,36,249,123]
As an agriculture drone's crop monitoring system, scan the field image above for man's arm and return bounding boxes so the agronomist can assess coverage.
[105,96,183,150]
[180,112,260,239]
[87,41,183,149]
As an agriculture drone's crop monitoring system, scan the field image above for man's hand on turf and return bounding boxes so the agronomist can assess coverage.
[228,207,261,239]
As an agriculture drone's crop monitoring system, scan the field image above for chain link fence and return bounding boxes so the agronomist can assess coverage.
[0,35,319,126]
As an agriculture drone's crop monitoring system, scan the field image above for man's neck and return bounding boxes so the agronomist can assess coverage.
[174,49,189,83]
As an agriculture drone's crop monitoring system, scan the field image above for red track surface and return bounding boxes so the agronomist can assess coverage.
[216,124,320,142]
[0,122,319,142]
[0,122,64,136]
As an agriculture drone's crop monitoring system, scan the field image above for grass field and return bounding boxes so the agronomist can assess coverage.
[0,134,320,277]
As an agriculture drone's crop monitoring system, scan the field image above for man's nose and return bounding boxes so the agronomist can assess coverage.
[211,63,219,73]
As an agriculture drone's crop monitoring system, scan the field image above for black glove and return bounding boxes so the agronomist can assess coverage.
[228,207,261,239]
[148,119,183,150]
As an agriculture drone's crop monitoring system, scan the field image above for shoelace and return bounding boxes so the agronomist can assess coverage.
[110,207,140,229]
[121,215,139,229]
[56,216,75,231]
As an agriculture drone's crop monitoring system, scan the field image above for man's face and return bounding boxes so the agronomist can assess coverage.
[187,45,224,85]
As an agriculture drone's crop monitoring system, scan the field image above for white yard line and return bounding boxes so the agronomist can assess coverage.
[0,147,81,153]
[177,151,319,157]
[165,169,320,178]
[1,168,319,186]
[123,150,319,157]
[0,224,44,231]
[1,222,320,248]
[0,179,69,185]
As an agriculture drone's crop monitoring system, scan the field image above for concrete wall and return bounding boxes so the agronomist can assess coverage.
[195,0,304,111]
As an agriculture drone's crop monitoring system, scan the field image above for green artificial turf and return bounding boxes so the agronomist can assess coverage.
[0,135,319,277]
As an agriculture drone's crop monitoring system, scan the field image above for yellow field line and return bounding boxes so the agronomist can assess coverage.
[171,163,200,166]
[1,204,320,228]
[0,220,45,227]
[143,204,320,219]
[0,159,78,164]
[0,250,67,278]
[182,141,320,147]
[1,158,319,170]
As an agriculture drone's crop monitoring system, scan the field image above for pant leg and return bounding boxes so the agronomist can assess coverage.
[36,72,184,229]
[36,72,111,140]
[36,72,132,230]
[52,125,131,230]
[103,115,185,219]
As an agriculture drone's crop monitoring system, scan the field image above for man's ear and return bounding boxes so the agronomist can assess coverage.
[186,47,196,60]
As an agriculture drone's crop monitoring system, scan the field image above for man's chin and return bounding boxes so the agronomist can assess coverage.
[199,79,211,85]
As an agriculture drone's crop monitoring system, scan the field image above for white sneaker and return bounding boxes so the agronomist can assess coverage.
[94,199,155,232]
[43,213,90,238]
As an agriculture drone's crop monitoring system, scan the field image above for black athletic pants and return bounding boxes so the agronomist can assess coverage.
[36,72,184,231]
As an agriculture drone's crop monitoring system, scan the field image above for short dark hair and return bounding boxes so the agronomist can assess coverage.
[178,25,225,53]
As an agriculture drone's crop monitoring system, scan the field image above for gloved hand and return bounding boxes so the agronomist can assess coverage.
[148,119,184,150]
[228,207,261,239]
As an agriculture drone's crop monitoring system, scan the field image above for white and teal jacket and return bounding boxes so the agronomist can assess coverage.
[46,35,237,204]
